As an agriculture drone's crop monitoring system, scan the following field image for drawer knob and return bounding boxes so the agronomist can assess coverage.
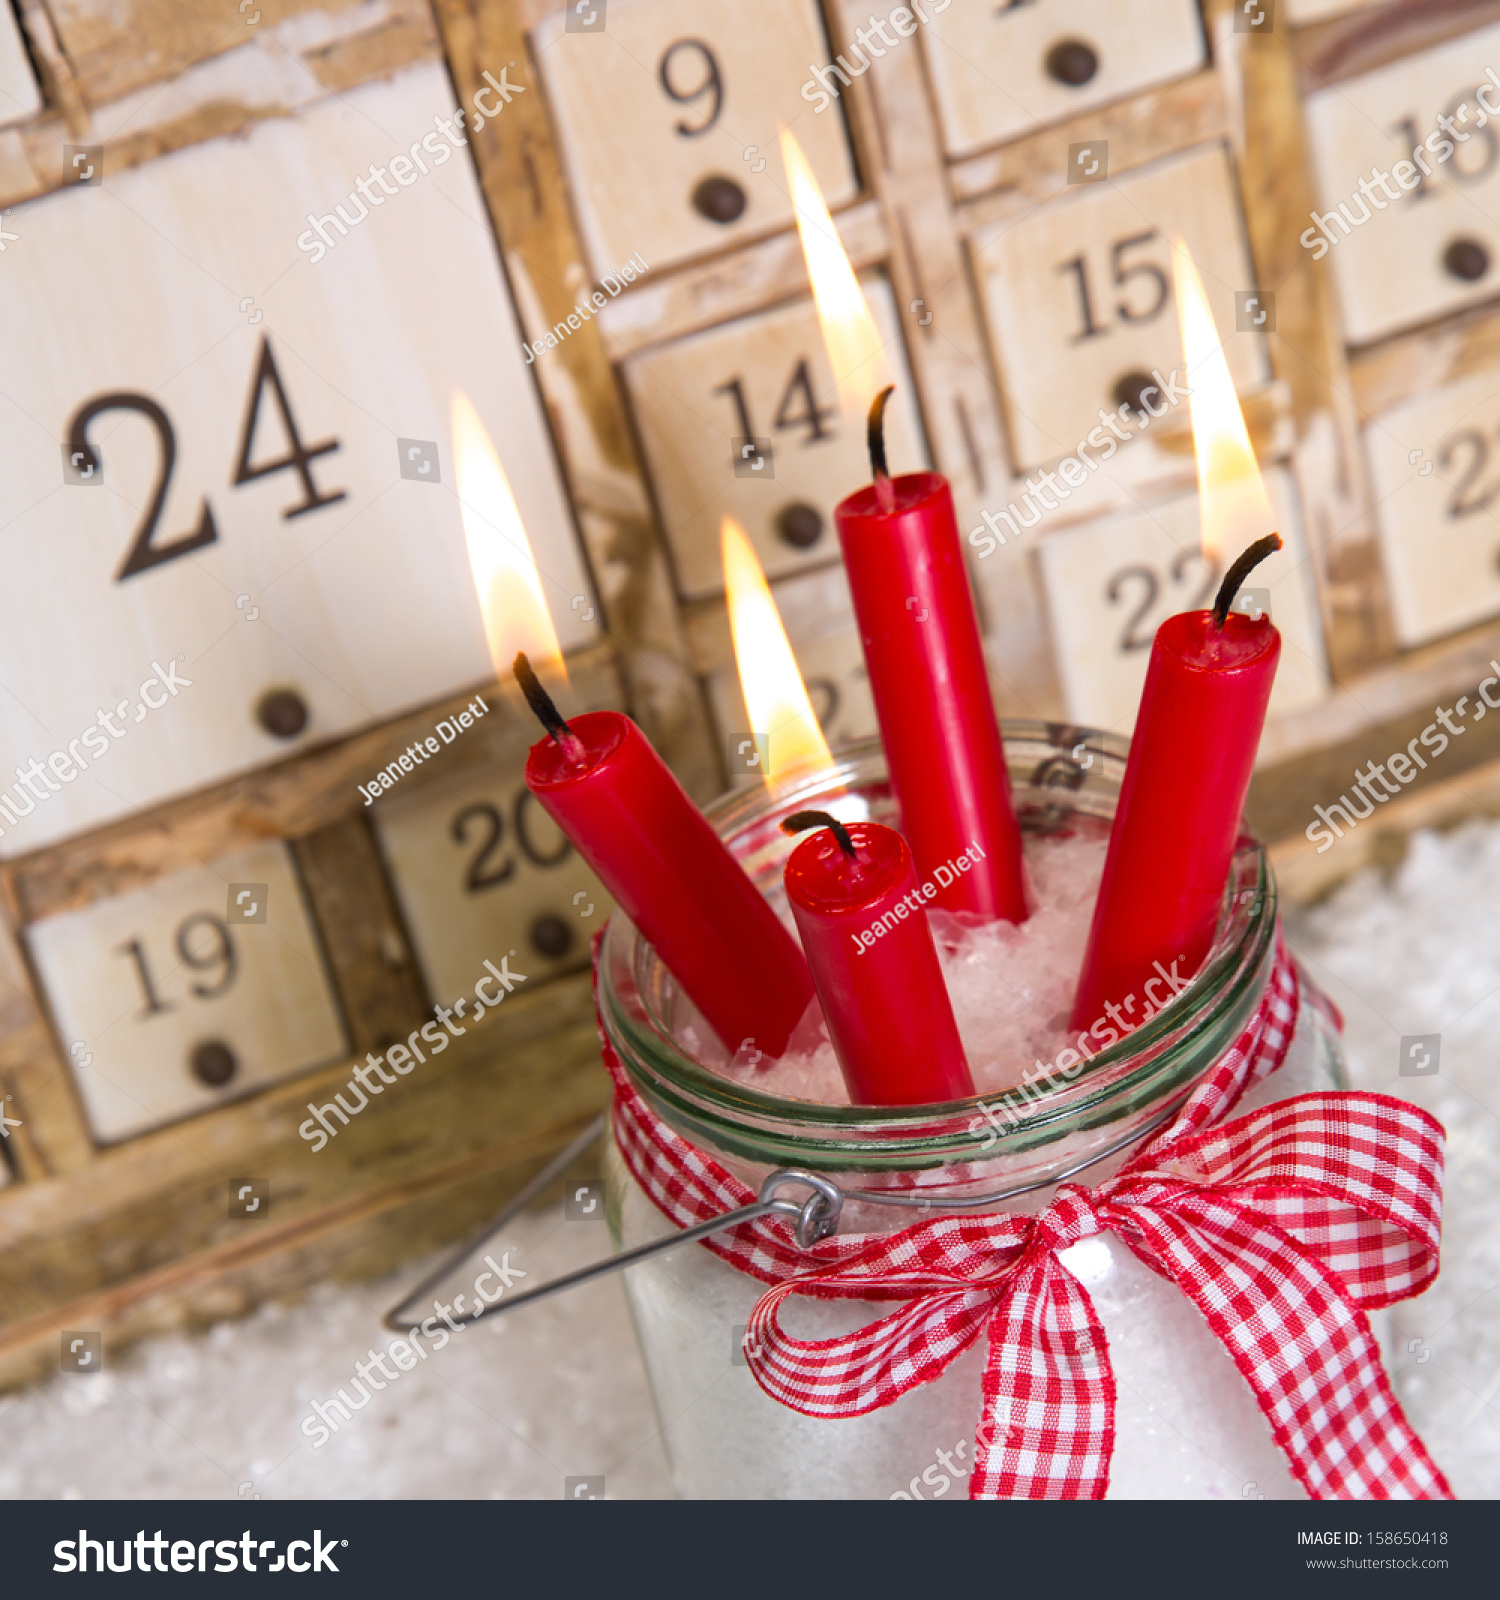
[1442,237,1490,283]
[692,174,747,224]
[191,1039,238,1087]
[1045,39,1099,88]
[256,687,309,739]
[530,912,574,959]
[776,501,825,549]
[1111,369,1158,419]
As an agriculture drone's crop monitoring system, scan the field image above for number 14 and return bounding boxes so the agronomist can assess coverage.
[713,359,836,447]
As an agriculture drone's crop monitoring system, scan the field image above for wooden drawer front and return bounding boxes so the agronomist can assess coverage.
[1305,22,1500,344]
[971,143,1267,472]
[923,0,1205,161]
[29,842,347,1144]
[1367,368,1500,648]
[532,0,856,278]
[623,277,926,601]
[0,63,594,855]
[372,764,611,1004]
[1035,467,1328,732]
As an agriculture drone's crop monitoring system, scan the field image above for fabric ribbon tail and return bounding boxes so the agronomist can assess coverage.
[1133,1204,1454,1501]
[968,1255,1117,1500]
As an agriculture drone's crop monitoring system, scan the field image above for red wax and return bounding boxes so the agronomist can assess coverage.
[784,819,973,1105]
[1070,611,1280,1034]
[835,473,1027,922]
[526,711,813,1058]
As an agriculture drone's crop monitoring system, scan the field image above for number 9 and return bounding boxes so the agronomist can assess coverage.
[176,912,238,1000]
[658,38,723,137]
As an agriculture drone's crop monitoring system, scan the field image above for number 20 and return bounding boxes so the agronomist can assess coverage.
[451,790,573,895]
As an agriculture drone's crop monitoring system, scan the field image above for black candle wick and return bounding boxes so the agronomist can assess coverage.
[866,385,896,487]
[513,652,582,756]
[1212,533,1283,630]
[781,809,857,859]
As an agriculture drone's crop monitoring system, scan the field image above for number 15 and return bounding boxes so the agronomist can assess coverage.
[1058,231,1170,342]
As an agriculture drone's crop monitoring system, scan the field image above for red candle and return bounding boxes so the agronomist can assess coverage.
[516,658,814,1059]
[782,810,973,1105]
[834,394,1027,923]
[1070,538,1282,1034]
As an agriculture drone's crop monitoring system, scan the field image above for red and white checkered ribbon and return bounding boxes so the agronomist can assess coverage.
[599,935,1451,1500]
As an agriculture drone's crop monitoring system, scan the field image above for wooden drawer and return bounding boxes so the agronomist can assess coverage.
[971,142,1267,471]
[27,840,347,1144]
[622,276,925,601]
[1366,367,1500,648]
[1305,21,1500,344]
[373,759,612,1002]
[0,63,595,853]
[922,0,1205,161]
[690,563,877,780]
[532,0,857,277]
[1034,467,1329,731]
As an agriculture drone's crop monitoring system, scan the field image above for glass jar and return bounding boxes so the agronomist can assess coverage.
[598,724,1349,1500]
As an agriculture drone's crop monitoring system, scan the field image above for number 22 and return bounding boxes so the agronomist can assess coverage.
[1106,550,1219,652]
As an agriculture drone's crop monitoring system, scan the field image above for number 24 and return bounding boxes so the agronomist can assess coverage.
[65,335,345,583]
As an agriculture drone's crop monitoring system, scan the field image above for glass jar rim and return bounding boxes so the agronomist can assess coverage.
[598,722,1278,1174]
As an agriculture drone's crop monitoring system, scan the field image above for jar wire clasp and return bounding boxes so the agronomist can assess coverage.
[383,1115,842,1335]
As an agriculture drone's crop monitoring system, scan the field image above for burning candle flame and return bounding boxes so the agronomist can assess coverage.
[722,516,832,783]
[1171,239,1273,566]
[452,390,567,684]
[781,129,892,418]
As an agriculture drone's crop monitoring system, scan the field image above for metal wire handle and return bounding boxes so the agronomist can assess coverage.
[384,1102,1177,1334]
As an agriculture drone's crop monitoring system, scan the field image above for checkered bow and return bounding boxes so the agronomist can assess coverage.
[600,936,1451,1500]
